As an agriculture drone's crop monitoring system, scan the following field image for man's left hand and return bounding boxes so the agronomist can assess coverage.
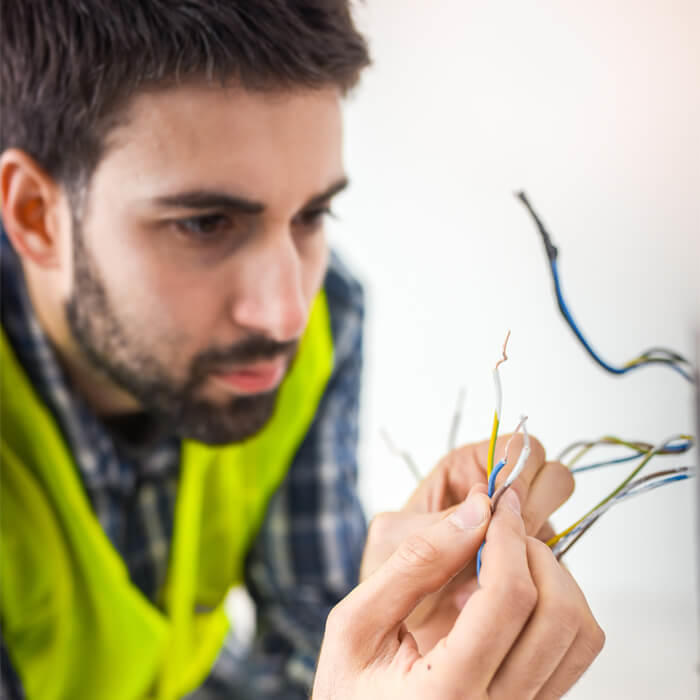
[360,434,574,652]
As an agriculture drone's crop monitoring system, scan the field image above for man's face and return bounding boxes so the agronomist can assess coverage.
[64,84,345,444]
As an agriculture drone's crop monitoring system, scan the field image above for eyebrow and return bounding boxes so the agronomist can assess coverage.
[152,176,349,215]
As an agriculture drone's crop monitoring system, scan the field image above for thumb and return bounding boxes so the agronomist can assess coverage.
[347,484,491,647]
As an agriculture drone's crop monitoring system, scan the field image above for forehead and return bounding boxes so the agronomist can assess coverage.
[90,82,344,209]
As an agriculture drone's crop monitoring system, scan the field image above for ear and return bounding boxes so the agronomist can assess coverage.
[0,148,64,268]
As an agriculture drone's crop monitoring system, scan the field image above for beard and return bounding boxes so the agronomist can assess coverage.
[64,219,296,445]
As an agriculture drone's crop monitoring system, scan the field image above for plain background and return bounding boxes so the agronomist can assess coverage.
[328,0,700,697]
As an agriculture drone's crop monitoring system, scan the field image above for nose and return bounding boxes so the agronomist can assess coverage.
[229,232,308,342]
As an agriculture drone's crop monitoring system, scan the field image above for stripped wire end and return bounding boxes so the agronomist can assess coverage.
[496,330,511,370]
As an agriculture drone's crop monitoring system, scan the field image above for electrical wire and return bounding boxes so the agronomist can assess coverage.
[487,331,511,480]
[557,436,692,465]
[490,416,531,512]
[552,466,695,558]
[557,435,694,474]
[547,434,691,549]
[380,428,422,483]
[516,191,694,383]
[478,415,530,577]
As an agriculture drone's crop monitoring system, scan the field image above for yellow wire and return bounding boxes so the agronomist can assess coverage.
[487,411,499,479]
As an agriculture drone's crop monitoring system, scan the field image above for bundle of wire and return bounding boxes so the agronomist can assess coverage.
[513,190,696,557]
[548,434,696,557]
[476,333,531,578]
[558,435,693,475]
[516,191,695,383]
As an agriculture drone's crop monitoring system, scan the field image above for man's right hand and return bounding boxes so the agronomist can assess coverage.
[312,485,604,699]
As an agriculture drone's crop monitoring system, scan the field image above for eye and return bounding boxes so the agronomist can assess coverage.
[174,213,230,240]
[295,206,334,232]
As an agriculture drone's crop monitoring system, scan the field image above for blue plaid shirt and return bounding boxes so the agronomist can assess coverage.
[0,232,367,699]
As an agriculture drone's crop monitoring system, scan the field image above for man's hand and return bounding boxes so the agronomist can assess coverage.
[359,435,574,652]
[313,487,604,699]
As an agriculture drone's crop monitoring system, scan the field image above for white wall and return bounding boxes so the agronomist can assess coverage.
[330,1,700,697]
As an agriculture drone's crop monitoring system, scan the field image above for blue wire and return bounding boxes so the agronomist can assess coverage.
[570,440,693,474]
[477,459,507,578]
[623,473,690,496]
[551,260,693,382]
[571,454,647,474]
[487,459,506,495]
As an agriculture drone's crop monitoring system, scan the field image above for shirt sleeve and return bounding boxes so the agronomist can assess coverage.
[197,256,367,699]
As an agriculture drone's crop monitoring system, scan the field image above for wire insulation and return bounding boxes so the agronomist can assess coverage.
[516,191,694,382]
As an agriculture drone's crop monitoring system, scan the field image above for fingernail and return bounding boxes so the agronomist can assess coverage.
[449,493,488,530]
[502,488,521,515]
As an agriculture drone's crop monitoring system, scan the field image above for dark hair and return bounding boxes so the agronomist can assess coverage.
[0,1,370,189]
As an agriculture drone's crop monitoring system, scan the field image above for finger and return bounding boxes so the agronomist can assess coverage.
[520,461,574,535]
[405,434,547,514]
[423,489,536,690]
[488,538,580,699]
[342,485,491,651]
[534,571,605,699]
[404,444,485,512]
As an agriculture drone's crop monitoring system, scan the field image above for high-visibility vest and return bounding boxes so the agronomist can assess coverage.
[0,292,334,700]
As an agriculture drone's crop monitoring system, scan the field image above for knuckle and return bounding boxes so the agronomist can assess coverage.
[325,600,350,634]
[499,576,538,619]
[550,597,581,638]
[395,533,441,571]
[366,512,393,543]
[324,600,368,656]
[587,622,606,657]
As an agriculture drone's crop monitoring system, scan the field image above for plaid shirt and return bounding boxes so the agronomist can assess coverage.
[0,232,367,699]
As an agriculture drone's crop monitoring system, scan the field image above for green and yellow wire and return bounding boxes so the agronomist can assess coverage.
[548,433,694,549]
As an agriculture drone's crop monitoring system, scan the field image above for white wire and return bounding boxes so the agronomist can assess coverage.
[493,367,503,421]
[504,416,531,488]
[380,428,422,482]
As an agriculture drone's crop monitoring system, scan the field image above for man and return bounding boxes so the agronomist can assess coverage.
[0,2,603,698]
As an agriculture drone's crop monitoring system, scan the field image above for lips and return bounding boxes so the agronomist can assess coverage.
[211,358,287,395]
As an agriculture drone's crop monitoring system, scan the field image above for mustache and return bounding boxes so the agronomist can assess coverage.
[192,335,298,375]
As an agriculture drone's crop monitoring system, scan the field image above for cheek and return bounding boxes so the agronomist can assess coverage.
[87,226,220,357]
[299,234,330,304]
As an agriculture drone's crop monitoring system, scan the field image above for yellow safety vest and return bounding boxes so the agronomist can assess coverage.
[0,292,334,700]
